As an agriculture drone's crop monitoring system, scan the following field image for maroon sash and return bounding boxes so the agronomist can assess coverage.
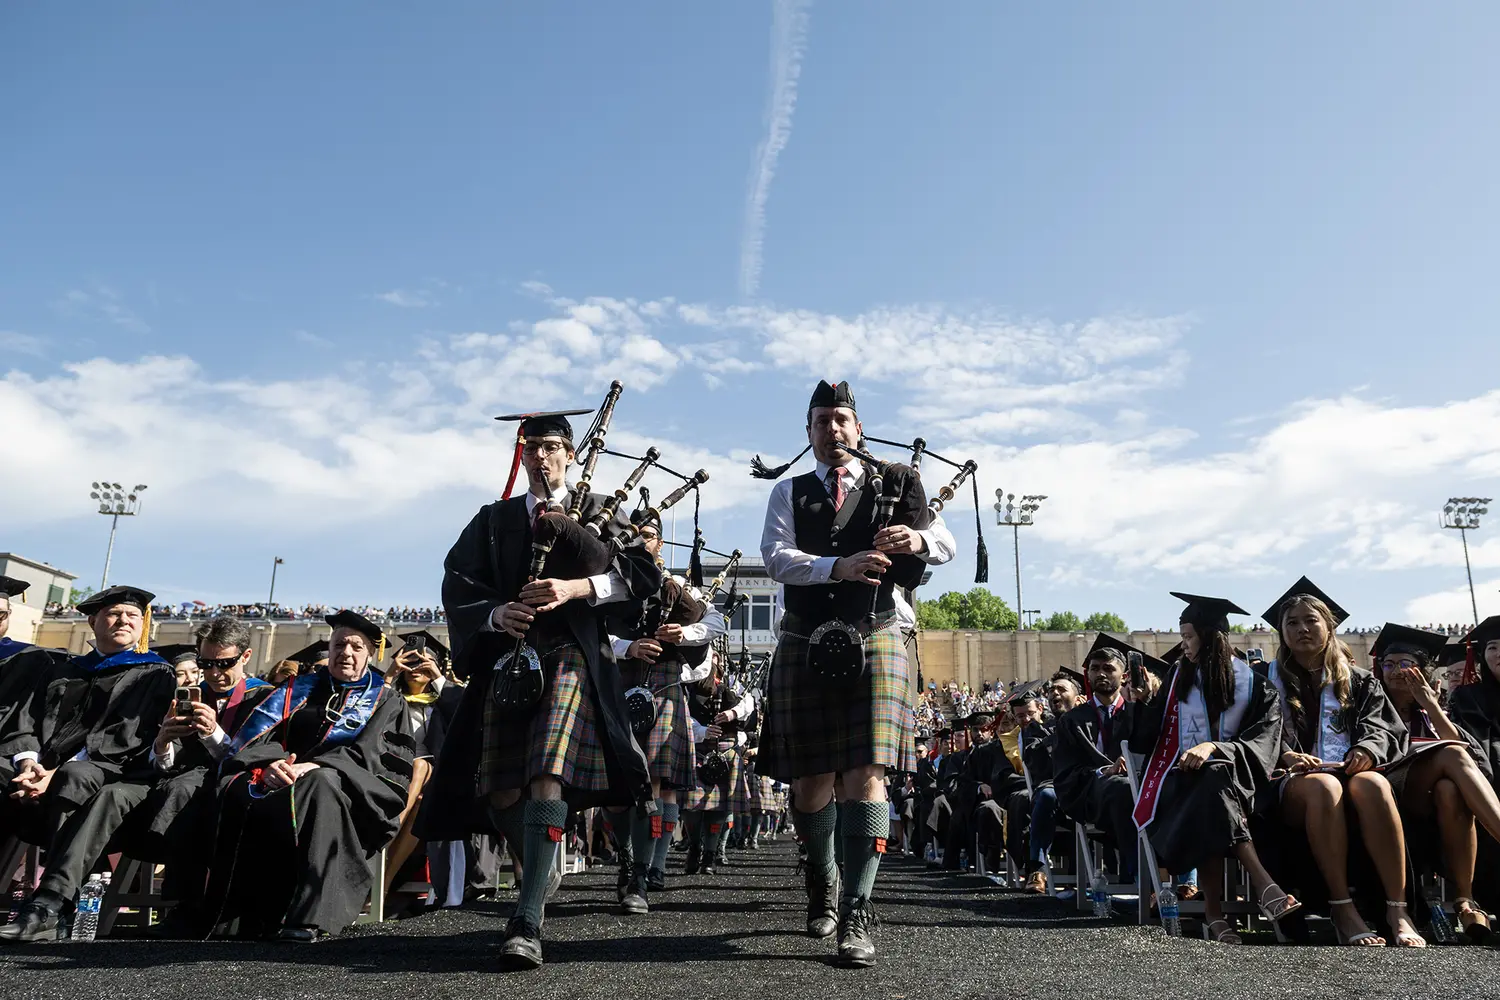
[1133,666,1182,830]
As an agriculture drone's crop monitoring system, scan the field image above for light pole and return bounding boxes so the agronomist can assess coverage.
[1023,609,1042,629]
[1442,497,1491,625]
[268,557,285,607]
[995,490,1046,631]
[89,482,148,590]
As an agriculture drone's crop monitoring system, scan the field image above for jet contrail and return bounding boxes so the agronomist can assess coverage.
[738,0,811,300]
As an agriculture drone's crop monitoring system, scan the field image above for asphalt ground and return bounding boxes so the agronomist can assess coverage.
[0,839,1496,1000]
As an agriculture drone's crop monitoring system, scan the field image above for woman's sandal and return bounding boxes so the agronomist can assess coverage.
[1257,882,1304,922]
[1455,897,1493,945]
[1329,898,1384,946]
[1178,883,1203,902]
[1385,900,1428,948]
[1203,918,1242,944]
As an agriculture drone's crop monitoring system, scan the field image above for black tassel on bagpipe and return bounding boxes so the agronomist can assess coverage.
[750,443,811,480]
[972,473,989,583]
[688,491,705,587]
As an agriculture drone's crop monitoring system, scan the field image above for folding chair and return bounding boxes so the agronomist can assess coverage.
[98,856,172,936]
[1073,820,1139,914]
[0,837,40,895]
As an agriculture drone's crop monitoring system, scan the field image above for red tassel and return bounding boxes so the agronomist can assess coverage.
[708,823,723,833]
[1463,640,1479,687]
[546,825,564,843]
[501,427,525,499]
[650,815,663,838]
[874,837,887,855]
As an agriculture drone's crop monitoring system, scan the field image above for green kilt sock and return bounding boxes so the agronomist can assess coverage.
[792,798,838,882]
[630,802,657,875]
[515,800,569,928]
[488,800,526,865]
[842,799,889,906]
[703,809,729,857]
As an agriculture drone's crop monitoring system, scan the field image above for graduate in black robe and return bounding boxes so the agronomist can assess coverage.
[0,585,174,943]
[1447,617,1500,917]
[201,611,414,942]
[0,576,67,738]
[1124,594,1295,943]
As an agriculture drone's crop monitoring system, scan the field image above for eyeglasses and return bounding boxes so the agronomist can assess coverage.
[0,611,10,622]
[522,440,568,457]
[1383,658,1421,671]
[199,655,242,672]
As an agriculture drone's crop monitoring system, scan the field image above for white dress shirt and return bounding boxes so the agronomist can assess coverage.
[609,582,729,686]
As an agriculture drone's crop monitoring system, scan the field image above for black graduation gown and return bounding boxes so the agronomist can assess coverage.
[1448,676,1500,910]
[202,671,414,938]
[0,644,66,740]
[0,649,174,845]
[421,491,661,839]
[1019,720,1056,787]
[1123,666,1282,875]
[1051,700,1138,818]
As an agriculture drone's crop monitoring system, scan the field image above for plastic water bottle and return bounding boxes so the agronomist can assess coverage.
[1091,872,1110,918]
[1158,884,1181,937]
[1423,878,1456,944]
[70,875,103,942]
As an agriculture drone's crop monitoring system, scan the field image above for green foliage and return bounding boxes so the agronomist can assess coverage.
[68,586,95,606]
[916,588,1019,631]
[1036,610,1084,632]
[1228,623,1250,633]
[1083,611,1128,633]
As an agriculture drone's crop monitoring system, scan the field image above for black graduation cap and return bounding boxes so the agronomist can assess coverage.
[493,407,593,443]
[1158,642,1184,664]
[1437,640,1470,668]
[1007,679,1047,705]
[1170,592,1250,635]
[325,610,384,648]
[77,585,156,616]
[1371,623,1450,664]
[150,643,199,666]
[287,639,329,665]
[1086,632,1139,662]
[935,725,953,738]
[395,629,449,663]
[749,379,858,480]
[1052,666,1088,692]
[1261,576,1349,632]
[1463,616,1500,651]
[964,711,993,728]
[0,576,28,599]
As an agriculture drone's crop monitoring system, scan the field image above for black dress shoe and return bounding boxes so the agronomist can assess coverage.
[621,863,649,915]
[276,925,325,943]
[646,867,667,893]
[499,916,543,971]
[804,868,839,939]
[836,897,879,968]
[0,901,60,944]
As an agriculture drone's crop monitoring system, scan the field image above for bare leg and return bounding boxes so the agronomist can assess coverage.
[383,759,432,896]
[1201,856,1227,927]
[1345,771,1424,948]
[1282,773,1382,945]
[1432,778,1477,900]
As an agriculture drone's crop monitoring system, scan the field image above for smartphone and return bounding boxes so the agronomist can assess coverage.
[1127,651,1146,692]
[174,686,194,717]
[407,636,426,654]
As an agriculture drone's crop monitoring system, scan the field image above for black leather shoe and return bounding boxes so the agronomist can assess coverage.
[646,867,667,893]
[836,897,879,967]
[499,916,543,971]
[683,844,701,875]
[0,900,60,944]
[276,925,324,943]
[615,853,632,903]
[621,864,649,915]
[804,868,840,939]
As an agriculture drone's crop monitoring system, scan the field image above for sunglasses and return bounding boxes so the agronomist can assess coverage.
[199,655,243,672]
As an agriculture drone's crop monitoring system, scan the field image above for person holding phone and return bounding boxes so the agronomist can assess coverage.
[1124,595,1295,944]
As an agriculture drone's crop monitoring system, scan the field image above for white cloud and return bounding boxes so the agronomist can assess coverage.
[738,0,811,299]
[375,289,432,308]
[54,286,150,334]
[0,331,46,358]
[1405,579,1499,627]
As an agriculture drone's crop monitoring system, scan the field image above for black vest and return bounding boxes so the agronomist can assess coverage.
[784,470,897,624]
[688,679,742,738]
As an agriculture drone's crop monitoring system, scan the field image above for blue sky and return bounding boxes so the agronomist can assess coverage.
[3,3,1499,629]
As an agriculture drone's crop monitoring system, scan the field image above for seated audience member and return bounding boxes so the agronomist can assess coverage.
[913,727,943,860]
[1051,638,1140,882]
[382,630,468,905]
[1126,594,1297,944]
[0,587,174,942]
[155,645,202,689]
[1003,680,1057,892]
[971,708,1027,871]
[1372,622,1500,942]
[1448,617,1500,912]
[1258,581,1422,948]
[200,610,414,942]
[0,577,67,737]
[942,713,989,870]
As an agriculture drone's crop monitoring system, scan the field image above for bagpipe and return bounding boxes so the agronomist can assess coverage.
[492,381,712,719]
[695,675,737,787]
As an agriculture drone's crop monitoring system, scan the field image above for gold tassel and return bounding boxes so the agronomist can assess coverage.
[136,605,152,654]
[377,632,387,663]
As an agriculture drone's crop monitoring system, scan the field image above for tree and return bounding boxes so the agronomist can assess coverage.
[69,586,94,606]
[1083,611,1128,633]
[916,588,1018,631]
[1036,610,1084,632]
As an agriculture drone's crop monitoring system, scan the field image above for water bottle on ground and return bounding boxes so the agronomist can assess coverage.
[1158,884,1181,937]
[1091,872,1110,918]
[1423,877,1456,944]
[71,874,104,942]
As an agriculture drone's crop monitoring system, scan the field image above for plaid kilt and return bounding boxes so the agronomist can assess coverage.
[754,775,779,813]
[687,741,740,811]
[480,642,610,794]
[619,656,696,791]
[758,621,914,781]
[731,755,755,813]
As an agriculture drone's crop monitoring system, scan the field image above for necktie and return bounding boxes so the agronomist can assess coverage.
[826,467,847,511]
